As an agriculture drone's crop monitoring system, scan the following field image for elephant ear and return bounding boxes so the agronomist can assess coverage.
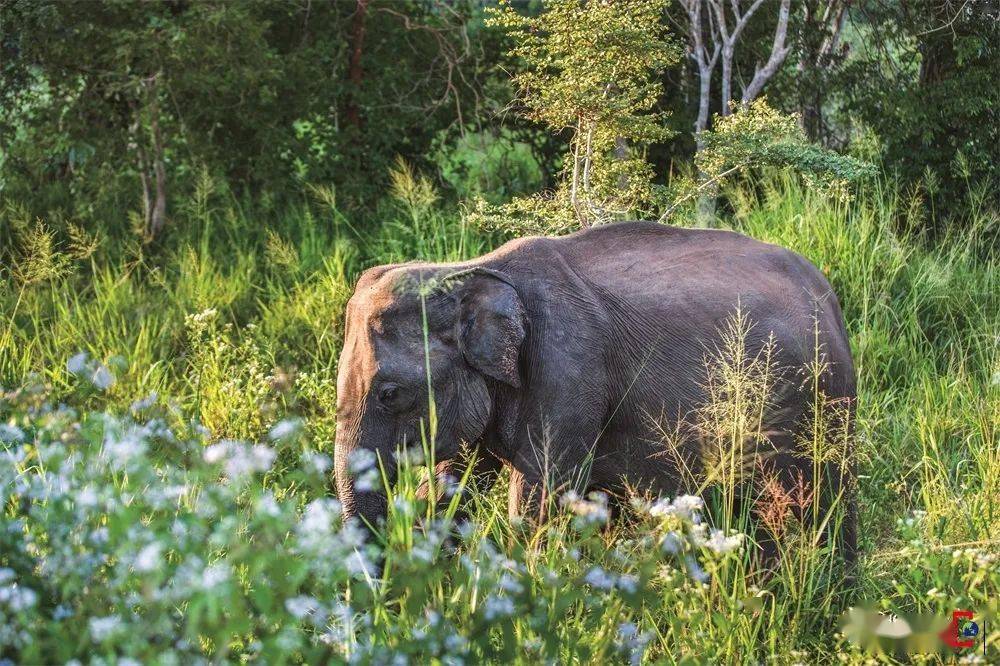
[456,270,526,388]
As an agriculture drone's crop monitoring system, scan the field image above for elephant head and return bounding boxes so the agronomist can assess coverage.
[334,265,526,527]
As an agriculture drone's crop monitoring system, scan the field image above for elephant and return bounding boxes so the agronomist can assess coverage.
[334,220,857,562]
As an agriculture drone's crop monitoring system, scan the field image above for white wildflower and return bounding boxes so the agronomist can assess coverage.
[76,486,99,508]
[355,468,380,492]
[258,492,282,518]
[661,531,684,554]
[648,494,703,520]
[348,448,376,473]
[103,427,146,465]
[583,566,615,590]
[397,447,425,466]
[89,615,123,642]
[90,364,116,390]
[393,496,414,516]
[188,308,218,326]
[295,498,342,555]
[0,424,24,444]
[684,555,709,583]
[561,489,581,504]
[498,573,523,595]
[689,522,708,546]
[345,550,376,579]
[482,595,514,621]
[444,633,469,654]
[0,584,37,611]
[203,442,228,464]
[285,595,320,620]
[561,490,610,526]
[247,444,276,472]
[703,529,743,554]
[618,622,638,639]
[203,440,275,477]
[130,392,158,413]
[268,418,303,442]
[304,451,332,475]
[201,563,229,590]
[617,574,639,594]
[67,352,90,375]
[674,494,703,517]
[133,543,162,573]
[299,498,341,534]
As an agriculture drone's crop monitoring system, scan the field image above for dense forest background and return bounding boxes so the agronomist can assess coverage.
[1,0,996,244]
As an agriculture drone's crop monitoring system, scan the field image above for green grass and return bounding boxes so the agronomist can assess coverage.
[1,172,997,663]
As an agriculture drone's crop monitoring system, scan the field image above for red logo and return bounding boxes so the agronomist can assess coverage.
[939,609,978,651]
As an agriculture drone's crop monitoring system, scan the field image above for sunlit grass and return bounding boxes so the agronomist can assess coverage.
[1,172,997,662]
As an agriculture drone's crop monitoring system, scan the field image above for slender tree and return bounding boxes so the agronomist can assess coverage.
[488,0,680,228]
[680,0,794,135]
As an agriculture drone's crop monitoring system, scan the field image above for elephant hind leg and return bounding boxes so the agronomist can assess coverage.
[742,442,856,578]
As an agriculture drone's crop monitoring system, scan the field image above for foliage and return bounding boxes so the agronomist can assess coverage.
[0,1,497,230]
[432,128,543,205]
[2,0,993,237]
[836,0,999,224]
[661,99,876,220]
[487,0,680,226]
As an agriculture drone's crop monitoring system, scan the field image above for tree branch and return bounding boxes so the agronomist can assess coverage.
[741,0,792,103]
[658,163,745,222]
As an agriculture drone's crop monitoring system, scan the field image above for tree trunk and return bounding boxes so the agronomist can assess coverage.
[614,135,629,191]
[131,118,153,234]
[694,62,715,226]
[695,64,711,138]
[720,45,734,115]
[345,0,370,128]
[131,76,169,241]
[145,76,167,239]
[580,123,595,226]
[741,0,792,103]
[798,1,848,143]
[149,110,167,239]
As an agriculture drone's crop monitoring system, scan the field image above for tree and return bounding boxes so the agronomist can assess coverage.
[657,97,874,221]
[680,0,794,141]
[794,0,850,144]
[0,1,497,238]
[840,0,999,224]
[0,1,293,239]
[487,0,681,229]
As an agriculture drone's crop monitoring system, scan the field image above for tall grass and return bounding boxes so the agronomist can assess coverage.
[0,170,997,662]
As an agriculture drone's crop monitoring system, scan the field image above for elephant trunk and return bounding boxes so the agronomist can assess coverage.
[334,419,394,529]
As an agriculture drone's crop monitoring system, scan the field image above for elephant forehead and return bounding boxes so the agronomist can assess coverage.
[337,326,377,393]
[356,295,448,342]
[341,314,434,376]
[349,274,419,327]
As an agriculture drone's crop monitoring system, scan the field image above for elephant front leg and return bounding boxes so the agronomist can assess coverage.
[507,469,554,525]
[416,446,503,520]
[507,446,595,526]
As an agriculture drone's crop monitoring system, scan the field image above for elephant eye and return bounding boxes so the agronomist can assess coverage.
[377,383,403,408]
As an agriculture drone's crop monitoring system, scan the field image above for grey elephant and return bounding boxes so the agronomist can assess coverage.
[334,221,856,561]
